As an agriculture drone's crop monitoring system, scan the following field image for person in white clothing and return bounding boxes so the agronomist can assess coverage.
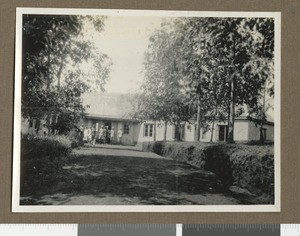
[83,126,89,142]
[110,127,115,144]
[98,125,104,144]
[117,128,123,143]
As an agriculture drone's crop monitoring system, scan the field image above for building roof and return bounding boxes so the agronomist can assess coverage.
[82,92,274,125]
[82,92,135,121]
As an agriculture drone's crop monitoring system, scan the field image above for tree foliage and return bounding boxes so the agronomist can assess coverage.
[131,22,195,128]
[139,17,274,142]
[22,15,112,133]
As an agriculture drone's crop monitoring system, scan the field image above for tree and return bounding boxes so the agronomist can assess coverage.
[22,15,112,133]
[172,18,231,141]
[132,22,194,141]
[192,17,275,143]
[136,17,274,143]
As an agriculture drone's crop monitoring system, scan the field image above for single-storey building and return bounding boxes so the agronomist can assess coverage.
[21,92,274,144]
[80,93,274,144]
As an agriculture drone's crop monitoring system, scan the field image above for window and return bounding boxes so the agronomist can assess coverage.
[124,124,130,134]
[261,128,267,140]
[144,124,153,137]
[218,125,228,141]
[172,125,180,140]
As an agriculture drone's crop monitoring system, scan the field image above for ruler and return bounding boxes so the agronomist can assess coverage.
[0,224,299,235]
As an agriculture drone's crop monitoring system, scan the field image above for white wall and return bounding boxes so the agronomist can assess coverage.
[266,124,275,141]
[234,120,249,141]
[155,122,176,141]
[132,123,142,143]
[21,118,35,134]
[136,121,176,143]
[21,118,49,136]
[190,120,249,142]
[82,117,274,144]
[248,121,274,141]
[183,123,195,141]
[198,119,274,142]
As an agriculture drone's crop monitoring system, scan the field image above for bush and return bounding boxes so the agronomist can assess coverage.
[21,134,72,160]
[142,142,153,152]
[152,141,164,155]
[203,145,234,187]
[20,134,72,197]
[230,146,274,196]
[142,141,274,198]
[67,128,84,148]
[20,157,63,197]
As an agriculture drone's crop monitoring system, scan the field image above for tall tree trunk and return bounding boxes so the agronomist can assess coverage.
[194,96,201,141]
[47,53,51,89]
[57,57,64,91]
[210,107,217,142]
[195,30,202,142]
[227,34,237,144]
[153,120,157,141]
[57,42,67,91]
[260,80,267,144]
[54,54,66,135]
[46,52,51,132]
[178,122,182,141]
[228,75,235,143]
[163,121,168,141]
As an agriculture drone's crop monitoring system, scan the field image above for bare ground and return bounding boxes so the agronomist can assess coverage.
[20,144,258,205]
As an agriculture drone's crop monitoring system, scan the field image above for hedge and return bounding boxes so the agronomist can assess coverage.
[67,129,84,148]
[142,141,274,198]
[21,134,72,160]
[20,134,74,197]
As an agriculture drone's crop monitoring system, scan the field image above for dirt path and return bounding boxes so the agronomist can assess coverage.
[21,145,251,205]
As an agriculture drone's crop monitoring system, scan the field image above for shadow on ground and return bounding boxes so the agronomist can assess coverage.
[20,145,257,205]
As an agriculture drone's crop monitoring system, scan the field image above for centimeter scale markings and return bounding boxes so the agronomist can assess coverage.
[78,224,176,236]
[0,224,77,236]
[182,224,280,236]
[0,224,299,236]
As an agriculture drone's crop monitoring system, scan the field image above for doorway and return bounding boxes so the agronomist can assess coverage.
[104,121,112,130]
[218,125,228,141]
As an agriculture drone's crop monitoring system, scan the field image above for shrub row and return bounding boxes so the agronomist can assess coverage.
[20,134,75,197]
[21,134,72,160]
[142,141,274,197]
[67,129,84,148]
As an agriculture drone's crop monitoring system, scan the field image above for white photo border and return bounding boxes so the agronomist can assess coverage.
[12,7,281,212]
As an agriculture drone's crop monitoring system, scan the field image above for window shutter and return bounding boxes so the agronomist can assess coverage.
[143,124,146,137]
[172,125,175,139]
[150,124,153,137]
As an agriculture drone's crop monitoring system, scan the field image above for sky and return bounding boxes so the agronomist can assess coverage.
[79,15,275,120]
[86,16,164,94]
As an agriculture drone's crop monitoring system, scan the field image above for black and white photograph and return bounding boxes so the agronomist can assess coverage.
[13,8,280,212]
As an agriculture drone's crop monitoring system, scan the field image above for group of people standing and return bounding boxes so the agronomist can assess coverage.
[83,125,123,145]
